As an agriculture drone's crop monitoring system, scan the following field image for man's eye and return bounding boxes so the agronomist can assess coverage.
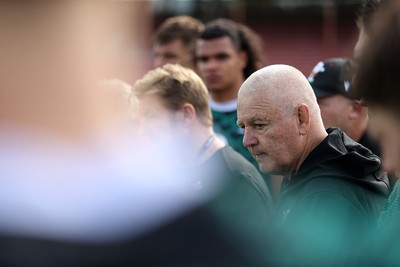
[197,56,208,63]
[216,54,229,60]
[164,54,177,60]
[255,124,265,130]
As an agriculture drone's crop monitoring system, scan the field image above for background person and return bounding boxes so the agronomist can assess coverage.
[196,18,264,160]
[309,57,398,192]
[308,57,380,155]
[152,16,204,72]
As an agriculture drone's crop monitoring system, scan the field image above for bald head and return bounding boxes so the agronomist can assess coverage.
[239,64,320,120]
[237,64,327,176]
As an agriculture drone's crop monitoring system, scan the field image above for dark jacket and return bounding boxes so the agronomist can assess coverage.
[273,128,389,267]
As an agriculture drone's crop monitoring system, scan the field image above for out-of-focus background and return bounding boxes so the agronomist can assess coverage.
[135,0,361,79]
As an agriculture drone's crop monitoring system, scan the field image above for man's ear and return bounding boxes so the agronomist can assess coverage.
[180,103,197,127]
[238,51,248,70]
[349,100,364,120]
[297,104,311,135]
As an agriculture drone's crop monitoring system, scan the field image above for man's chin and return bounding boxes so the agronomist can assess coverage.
[208,85,223,91]
[258,163,271,174]
[258,162,282,175]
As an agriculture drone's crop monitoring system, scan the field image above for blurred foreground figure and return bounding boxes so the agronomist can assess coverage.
[152,16,204,71]
[354,1,400,265]
[237,64,389,266]
[354,0,388,65]
[0,2,261,266]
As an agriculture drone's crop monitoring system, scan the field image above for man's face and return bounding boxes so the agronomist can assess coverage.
[317,94,353,131]
[196,36,246,92]
[153,39,193,69]
[369,107,400,177]
[237,90,302,176]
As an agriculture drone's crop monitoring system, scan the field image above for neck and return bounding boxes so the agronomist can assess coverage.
[292,129,328,178]
[347,119,368,142]
[210,76,244,103]
[193,125,225,163]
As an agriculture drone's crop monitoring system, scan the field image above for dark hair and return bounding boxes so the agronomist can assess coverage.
[153,16,204,65]
[356,0,388,32]
[354,1,400,114]
[199,18,265,79]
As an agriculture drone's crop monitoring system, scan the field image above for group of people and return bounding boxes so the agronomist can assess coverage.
[141,0,400,265]
[0,0,400,266]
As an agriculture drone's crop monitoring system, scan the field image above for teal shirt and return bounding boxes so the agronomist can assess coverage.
[378,180,400,229]
[210,101,271,190]
[212,109,255,166]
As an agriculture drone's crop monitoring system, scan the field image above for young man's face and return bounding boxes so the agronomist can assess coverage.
[153,39,194,70]
[196,36,246,93]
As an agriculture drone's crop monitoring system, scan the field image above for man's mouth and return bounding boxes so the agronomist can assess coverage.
[253,153,266,160]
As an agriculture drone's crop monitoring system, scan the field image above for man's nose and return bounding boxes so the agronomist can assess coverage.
[153,57,164,68]
[204,58,218,71]
[242,128,257,148]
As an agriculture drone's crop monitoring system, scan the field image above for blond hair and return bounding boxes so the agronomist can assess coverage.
[133,64,212,126]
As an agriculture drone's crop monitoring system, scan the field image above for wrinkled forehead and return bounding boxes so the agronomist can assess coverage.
[238,82,290,120]
[237,89,274,115]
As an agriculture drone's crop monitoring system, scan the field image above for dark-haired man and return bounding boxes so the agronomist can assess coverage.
[196,19,265,175]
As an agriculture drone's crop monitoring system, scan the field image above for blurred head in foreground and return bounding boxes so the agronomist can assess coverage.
[0,0,204,249]
[354,0,388,64]
[98,79,140,132]
[0,1,143,142]
[152,16,204,71]
[354,1,400,176]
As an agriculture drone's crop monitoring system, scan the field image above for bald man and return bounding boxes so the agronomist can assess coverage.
[237,65,389,265]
